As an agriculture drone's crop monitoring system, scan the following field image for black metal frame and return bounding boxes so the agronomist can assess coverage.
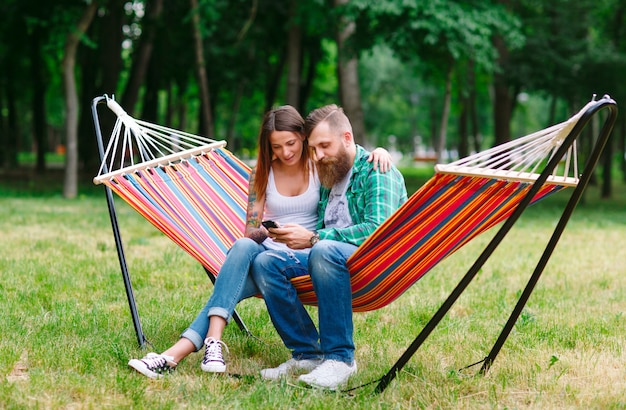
[92,94,617,393]
[91,95,249,348]
[373,95,618,393]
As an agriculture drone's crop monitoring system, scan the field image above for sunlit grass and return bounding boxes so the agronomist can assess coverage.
[0,177,624,408]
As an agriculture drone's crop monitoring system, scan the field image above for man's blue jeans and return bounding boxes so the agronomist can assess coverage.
[251,240,357,363]
[180,238,263,351]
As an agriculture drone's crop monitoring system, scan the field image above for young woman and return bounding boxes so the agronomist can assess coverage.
[128,106,391,378]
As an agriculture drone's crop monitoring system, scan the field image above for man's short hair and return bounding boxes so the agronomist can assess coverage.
[305,104,352,138]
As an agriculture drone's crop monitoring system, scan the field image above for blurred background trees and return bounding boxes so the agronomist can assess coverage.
[0,0,624,197]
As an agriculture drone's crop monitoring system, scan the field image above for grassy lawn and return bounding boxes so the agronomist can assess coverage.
[0,167,625,408]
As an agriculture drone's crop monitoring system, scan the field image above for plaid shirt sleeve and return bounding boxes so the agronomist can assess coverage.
[317,146,407,246]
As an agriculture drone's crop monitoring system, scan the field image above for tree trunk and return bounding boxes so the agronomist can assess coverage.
[458,92,468,159]
[548,94,558,126]
[98,0,126,95]
[31,26,48,174]
[285,0,301,108]
[436,62,453,163]
[226,80,246,151]
[79,0,126,173]
[467,59,481,153]
[620,115,626,183]
[0,81,4,168]
[3,58,19,169]
[492,35,512,146]
[457,62,472,159]
[176,78,189,131]
[429,102,438,152]
[141,56,160,123]
[265,49,286,112]
[62,1,98,199]
[300,43,322,112]
[121,0,163,116]
[77,29,100,174]
[190,0,215,139]
[334,0,365,145]
[600,132,613,199]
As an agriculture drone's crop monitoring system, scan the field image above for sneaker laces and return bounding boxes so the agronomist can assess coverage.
[143,353,176,373]
[203,337,229,364]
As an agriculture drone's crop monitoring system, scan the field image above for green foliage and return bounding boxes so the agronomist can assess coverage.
[349,0,523,72]
[1,0,625,183]
[359,45,418,148]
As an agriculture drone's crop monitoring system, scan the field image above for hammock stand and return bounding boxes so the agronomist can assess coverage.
[91,95,617,394]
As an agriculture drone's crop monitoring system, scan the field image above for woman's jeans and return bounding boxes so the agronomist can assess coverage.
[251,240,357,363]
[180,238,263,351]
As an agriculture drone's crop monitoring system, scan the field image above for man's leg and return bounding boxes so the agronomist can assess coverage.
[308,240,357,363]
[298,240,357,390]
[251,249,321,359]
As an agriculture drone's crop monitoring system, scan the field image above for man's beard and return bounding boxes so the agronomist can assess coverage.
[316,146,352,189]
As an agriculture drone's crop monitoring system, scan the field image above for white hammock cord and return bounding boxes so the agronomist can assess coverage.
[436,98,595,185]
[96,96,595,186]
[96,97,222,182]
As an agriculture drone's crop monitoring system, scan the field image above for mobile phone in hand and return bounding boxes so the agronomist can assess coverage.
[262,220,279,229]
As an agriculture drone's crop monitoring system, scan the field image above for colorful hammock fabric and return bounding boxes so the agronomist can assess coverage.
[102,149,250,276]
[94,97,586,313]
[295,174,563,311]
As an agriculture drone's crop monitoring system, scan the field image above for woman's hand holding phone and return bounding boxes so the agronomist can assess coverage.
[262,220,279,229]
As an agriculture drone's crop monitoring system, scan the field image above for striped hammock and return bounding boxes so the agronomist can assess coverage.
[94,97,589,312]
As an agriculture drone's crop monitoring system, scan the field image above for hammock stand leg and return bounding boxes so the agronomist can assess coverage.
[480,98,618,374]
[92,96,148,348]
[92,95,253,345]
[374,96,617,394]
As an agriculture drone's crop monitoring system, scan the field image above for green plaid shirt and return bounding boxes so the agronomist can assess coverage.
[316,145,408,246]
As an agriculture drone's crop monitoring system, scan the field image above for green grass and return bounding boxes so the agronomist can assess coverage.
[0,169,625,408]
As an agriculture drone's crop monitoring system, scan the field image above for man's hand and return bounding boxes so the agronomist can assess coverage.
[267,223,315,249]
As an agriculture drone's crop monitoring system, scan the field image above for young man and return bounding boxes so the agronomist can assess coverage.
[251,104,407,390]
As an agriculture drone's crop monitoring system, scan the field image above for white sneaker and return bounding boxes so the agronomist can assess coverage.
[298,359,357,390]
[128,352,177,379]
[201,337,229,373]
[260,358,323,380]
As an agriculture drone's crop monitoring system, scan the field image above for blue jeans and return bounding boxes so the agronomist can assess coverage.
[181,238,263,351]
[251,240,357,363]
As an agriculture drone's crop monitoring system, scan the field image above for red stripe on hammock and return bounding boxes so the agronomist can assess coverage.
[102,149,566,312]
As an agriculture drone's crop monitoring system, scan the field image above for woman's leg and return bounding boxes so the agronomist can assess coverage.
[181,238,265,349]
[129,238,264,377]
[161,338,196,364]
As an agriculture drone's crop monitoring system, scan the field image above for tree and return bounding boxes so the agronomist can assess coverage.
[190,0,215,138]
[120,0,163,117]
[507,0,626,197]
[0,0,24,169]
[78,0,127,173]
[334,0,366,145]
[350,0,523,159]
[62,0,98,198]
[285,0,302,108]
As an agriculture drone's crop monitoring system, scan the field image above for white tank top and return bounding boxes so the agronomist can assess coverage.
[262,166,320,251]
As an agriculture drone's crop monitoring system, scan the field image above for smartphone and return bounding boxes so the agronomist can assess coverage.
[262,220,279,229]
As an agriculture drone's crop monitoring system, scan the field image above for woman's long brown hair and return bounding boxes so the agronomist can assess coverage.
[253,105,308,200]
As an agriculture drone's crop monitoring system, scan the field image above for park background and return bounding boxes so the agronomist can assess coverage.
[1,0,625,197]
[1,0,625,408]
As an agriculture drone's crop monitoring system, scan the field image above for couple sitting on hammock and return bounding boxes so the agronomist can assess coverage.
[128,103,407,390]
